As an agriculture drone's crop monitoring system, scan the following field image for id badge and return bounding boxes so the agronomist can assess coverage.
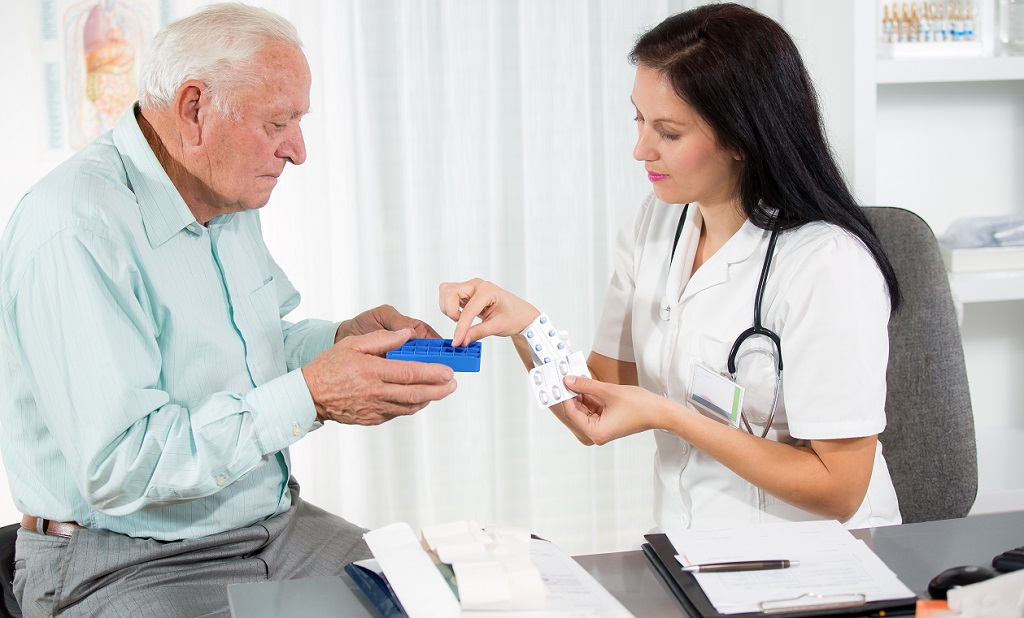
[688,364,744,427]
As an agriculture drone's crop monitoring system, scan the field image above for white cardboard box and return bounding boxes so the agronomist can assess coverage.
[939,244,1024,272]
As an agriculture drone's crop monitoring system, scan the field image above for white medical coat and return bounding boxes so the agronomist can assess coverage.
[593,194,901,535]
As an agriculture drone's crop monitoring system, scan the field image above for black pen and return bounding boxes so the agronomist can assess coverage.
[681,559,798,573]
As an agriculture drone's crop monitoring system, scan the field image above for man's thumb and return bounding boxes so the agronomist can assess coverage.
[348,328,416,356]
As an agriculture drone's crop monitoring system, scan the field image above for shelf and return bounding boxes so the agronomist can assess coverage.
[948,269,1024,303]
[876,54,1024,84]
[970,425,1024,516]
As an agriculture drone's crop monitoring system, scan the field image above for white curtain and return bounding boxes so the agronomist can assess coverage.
[248,0,699,555]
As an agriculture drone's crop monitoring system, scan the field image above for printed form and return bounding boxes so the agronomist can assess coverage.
[668,520,916,614]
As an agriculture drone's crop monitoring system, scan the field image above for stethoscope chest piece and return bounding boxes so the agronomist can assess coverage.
[669,203,784,438]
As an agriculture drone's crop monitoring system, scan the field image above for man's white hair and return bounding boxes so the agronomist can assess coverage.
[138,3,303,119]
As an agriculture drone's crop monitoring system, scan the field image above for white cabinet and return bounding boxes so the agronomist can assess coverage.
[849,1,1024,304]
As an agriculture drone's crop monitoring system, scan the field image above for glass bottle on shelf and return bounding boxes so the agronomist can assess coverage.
[999,0,1024,50]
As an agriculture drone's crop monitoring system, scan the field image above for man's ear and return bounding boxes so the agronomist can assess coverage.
[174,81,207,146]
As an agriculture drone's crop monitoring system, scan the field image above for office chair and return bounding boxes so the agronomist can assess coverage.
[0,523,19,617]
[865,206,978,523]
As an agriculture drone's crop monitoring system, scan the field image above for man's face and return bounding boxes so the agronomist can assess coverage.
[189,42,311,221]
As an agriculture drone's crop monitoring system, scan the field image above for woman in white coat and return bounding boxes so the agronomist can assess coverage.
[439,3,904,535]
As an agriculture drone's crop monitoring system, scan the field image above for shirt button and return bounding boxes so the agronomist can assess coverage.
[216,475,227,486]
[292,423,302,437]
[186,223,197,233]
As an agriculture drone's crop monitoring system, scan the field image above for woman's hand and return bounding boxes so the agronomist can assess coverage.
[560,375,668,445]
[565,374,878,521]
[438,279,541,346]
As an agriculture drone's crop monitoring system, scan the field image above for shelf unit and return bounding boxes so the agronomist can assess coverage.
[949,269,1024,303]
[876,54,1024,83]
[850,1,1024,305]
[835,1,1024,515]
[779,11,1024,514]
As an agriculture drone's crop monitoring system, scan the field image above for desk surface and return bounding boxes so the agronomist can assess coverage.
[228,510,1024,617]
[574,510,1024,616]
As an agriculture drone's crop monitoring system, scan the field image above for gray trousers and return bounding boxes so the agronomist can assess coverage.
[13,482,371,617]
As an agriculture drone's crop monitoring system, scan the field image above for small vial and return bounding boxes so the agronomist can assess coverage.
[919,4,932,40]
[948,0,962,40]
[930,2,946,40]
[963,0,975,40]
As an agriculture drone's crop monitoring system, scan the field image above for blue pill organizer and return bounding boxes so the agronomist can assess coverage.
[386,339,482,372]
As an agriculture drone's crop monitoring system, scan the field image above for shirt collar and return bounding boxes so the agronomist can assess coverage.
[112,103,201,248]
[723,217,772,266]
[687,203,772,267]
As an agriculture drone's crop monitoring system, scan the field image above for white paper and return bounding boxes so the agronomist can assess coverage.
[461,539,635,618]
[947,569,1024,618]
[363,523,461,618]
[668,520,916,615]
[368,524,635,617]
[455,561,513,609]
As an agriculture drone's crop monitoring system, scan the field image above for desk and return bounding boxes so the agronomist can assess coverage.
[228,510,1024,617]
[575,510,1024,616]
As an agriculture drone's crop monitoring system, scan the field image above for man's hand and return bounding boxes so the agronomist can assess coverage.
[304,328,457,425]
[335,305,441,344]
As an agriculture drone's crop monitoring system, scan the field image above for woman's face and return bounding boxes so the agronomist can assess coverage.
[631,65,741,209]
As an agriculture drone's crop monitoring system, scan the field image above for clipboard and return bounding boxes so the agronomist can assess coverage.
[642,533,918,617]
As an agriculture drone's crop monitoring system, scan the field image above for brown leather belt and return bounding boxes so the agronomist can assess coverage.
[21,515,85,538]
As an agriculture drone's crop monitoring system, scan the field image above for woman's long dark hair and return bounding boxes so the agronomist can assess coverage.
[630,3,901,310]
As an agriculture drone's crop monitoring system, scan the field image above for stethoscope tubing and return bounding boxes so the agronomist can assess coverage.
[670,203,783,439]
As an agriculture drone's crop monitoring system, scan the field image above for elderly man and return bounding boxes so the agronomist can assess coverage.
[0,4,456,616]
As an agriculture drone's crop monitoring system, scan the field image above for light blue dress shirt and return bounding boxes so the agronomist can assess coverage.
[0,105,337,540]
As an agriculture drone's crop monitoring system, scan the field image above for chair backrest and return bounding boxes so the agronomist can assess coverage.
[0,523,19,618]
[864,207,977,523]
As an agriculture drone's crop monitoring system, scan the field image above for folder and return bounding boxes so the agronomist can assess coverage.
[643,526,918,617]
[344,562,406,618]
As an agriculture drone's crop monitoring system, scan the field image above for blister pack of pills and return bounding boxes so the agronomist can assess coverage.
[520,314,590,407]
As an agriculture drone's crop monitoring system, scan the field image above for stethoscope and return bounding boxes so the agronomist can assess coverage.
[667,204,783,438]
